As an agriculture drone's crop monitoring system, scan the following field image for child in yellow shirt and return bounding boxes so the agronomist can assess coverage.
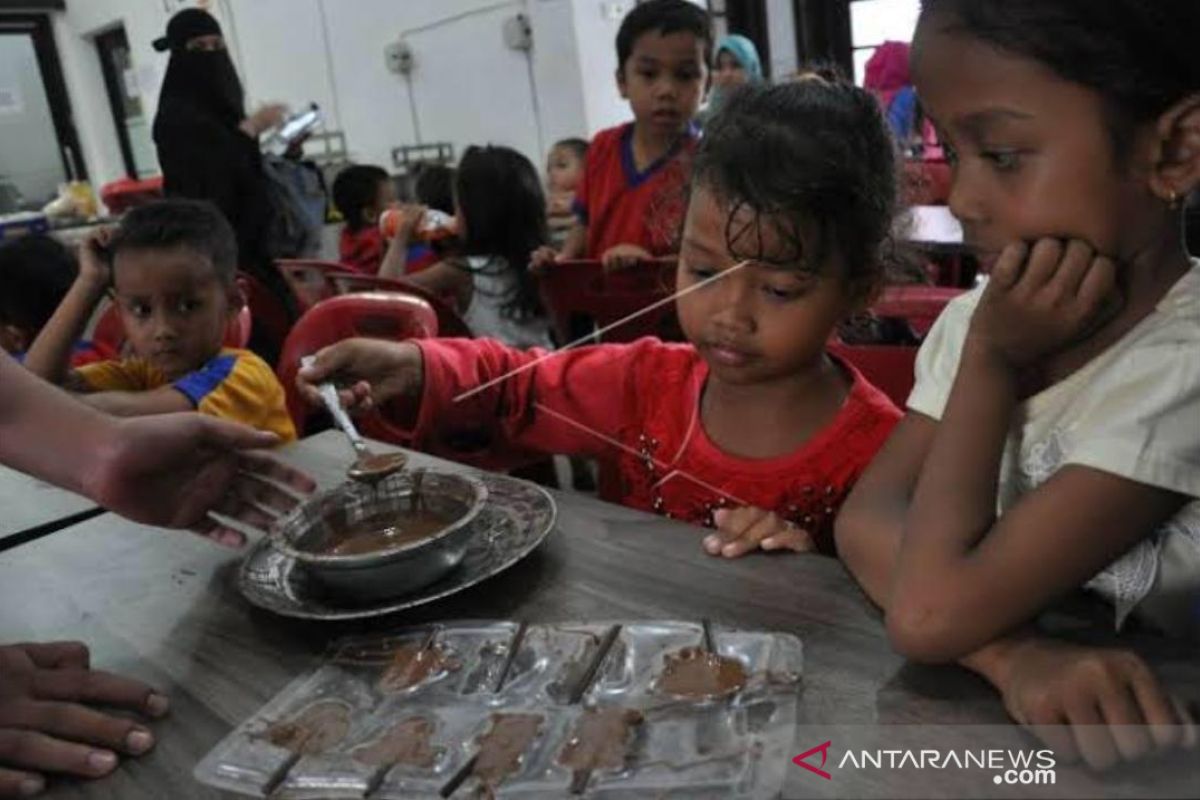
[25,199,295,441]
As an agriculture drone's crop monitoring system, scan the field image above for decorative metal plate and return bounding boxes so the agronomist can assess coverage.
[237,473,556,621]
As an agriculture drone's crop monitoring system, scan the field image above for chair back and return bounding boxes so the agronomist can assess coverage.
[329,273,473,339]
[537,258,681,344]
[275,259,352,312]
[828,341,919,409]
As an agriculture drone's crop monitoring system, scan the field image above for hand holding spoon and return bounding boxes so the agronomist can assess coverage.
[301,355,407,483]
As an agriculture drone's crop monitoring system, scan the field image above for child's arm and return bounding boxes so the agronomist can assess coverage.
[77,387,194,417]
[887,241,1188,662]
[23,231,112,386]
[297,336,643,460]
[377,204,426,280]
[836,415,1194,770]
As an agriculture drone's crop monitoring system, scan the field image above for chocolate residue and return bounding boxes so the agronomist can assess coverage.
[657,647,748,699]
[378,642,460,693]
[472,713,543,786]
[321,508,456,556]
[263,700,351,755]
[353,452,408,475]
[352,717,438,768]
[558,708,643,771]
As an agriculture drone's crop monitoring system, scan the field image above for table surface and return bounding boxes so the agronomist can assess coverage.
[0,463,96,547]
[3,431,1195,799]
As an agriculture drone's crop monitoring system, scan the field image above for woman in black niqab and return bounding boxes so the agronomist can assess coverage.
[152,9,294,358]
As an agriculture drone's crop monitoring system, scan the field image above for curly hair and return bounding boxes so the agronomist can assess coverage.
[692,80,899,299]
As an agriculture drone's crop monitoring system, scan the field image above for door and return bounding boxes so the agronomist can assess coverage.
[0,13,85,212]
[96,25,156,179]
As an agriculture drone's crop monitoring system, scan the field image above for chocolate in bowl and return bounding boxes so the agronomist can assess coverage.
[269,470,487,601]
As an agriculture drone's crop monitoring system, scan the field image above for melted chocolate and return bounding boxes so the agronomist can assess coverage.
[472,713,543,786]
[320,509,456,556]
[263,700,351,755]
[378,643,460,693]
[352,716,438,768]
[558,708,643,771]
[658,647,748,699]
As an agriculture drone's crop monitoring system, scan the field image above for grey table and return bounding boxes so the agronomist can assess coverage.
[2,431,1195,799]
[0,464,98,549]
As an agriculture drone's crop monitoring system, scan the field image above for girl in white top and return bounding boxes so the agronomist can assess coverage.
[836,0,1200,772]
[393,145,552,349]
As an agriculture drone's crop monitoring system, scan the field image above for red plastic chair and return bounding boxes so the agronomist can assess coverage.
[274,259,353,313]
[328,273,474,339]
[236,272,293,356]
[872,284,963,337]
[92,295,253,356]
[537,258,681,344]
[276,292,438,435]
[828,341,919,409]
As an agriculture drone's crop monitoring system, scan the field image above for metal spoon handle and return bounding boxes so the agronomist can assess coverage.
[302,355,366,451]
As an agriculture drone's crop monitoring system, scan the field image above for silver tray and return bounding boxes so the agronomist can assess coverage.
[194,621,803,799]
[237,474,556,621]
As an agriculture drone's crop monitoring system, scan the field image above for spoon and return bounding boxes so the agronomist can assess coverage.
[301,356,408,483]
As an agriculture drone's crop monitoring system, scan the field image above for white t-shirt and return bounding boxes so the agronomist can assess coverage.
[460,256,553,350]
[908,260,1200,635]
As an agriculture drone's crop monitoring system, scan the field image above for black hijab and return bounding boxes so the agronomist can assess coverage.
[153,9,244,127]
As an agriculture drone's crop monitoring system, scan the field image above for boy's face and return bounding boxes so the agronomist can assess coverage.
[112,247,237,381]
[366,178,397,225]
[618,30,708,137]
[546,146,583,193]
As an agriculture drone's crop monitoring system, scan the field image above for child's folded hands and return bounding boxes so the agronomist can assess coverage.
[705,506,814,558]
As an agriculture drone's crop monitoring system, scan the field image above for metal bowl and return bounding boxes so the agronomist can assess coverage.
[269,469,487,602]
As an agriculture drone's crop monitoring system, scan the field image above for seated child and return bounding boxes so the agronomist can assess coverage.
[0,235,107,365]
[24,199,295,441]
[383,145,553,349]
[300,81,903,557]
[545,137,587,248]
[332,164,396,274]
[836,0,1200,769]
[531,0,711,272]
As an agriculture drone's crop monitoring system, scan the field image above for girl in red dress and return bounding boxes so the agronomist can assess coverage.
[299,80,903,558]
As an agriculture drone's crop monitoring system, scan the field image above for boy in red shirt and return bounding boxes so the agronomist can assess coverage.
[332,164,395,274]
[532,0,711,272]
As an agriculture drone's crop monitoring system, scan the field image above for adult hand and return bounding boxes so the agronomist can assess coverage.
[704,507,815,558]
[998,638,1197,770]
[239,103,287,138]
[601,243,652,273]
[0,642,167,798]
[297,339,424,414]
[967,239,1121,369]
[81,414,315,547]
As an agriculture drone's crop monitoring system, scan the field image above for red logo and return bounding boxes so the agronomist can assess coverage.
[793,740,833,780]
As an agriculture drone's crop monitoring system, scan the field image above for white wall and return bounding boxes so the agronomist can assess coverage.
[45,0,640,195]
